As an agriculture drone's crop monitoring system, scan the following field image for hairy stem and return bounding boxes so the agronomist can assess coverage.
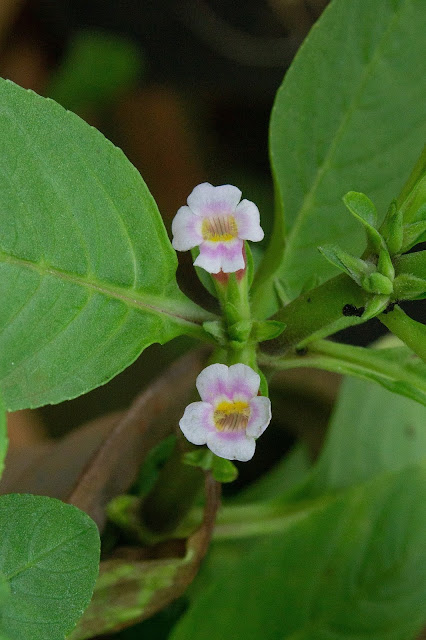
[260,251,425,356]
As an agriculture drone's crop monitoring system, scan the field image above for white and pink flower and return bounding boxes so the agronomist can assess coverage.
[179,363,271,462]
[172,183,264,273]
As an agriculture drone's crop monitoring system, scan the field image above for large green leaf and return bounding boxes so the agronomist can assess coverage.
[302,376,426,496]
[0,79,210,410]
[253,0,426,315]
[0,494,100,640]
[171,465,426,640]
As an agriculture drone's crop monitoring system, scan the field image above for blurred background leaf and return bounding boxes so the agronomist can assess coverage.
[47,30,143,114]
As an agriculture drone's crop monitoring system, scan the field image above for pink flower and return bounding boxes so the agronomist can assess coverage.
[179,363,271,462]
[172,183,264,273]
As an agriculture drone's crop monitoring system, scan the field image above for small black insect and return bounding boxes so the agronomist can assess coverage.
[382,302,397,314]
[342,303,365,317]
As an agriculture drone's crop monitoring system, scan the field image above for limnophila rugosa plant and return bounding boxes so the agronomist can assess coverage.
[0,0,425,638]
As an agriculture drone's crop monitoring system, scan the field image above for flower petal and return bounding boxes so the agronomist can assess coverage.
[227,363,260,400]
[206,431,256,462]
[193,241,223,274]
[196,363,229,403]
[179,401,214,445]
[194,239,245,274]
[246,396,272,438]
[220,238,245,273]
[235,199,264,242]
[172,206,203,251]
[187,183,242,217]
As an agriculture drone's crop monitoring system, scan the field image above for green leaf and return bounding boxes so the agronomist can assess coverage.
[318,244,370,285]
[304,376,426,494]
[0,494,100,640]
[233,443,311,504]
[47,30,143,113]
[394,251,426,299]
[183,449,238,483]
[380,201,404,255]
[393,273,426,300]
[343,191,383,253]
[401,220,426,252]
[253,0,426,315]
[361,271,393,295]
[396,145,426,224]
[251,319,286,343]
[0,79,210,410]
[343,191,378,228]
[171,466,426,640]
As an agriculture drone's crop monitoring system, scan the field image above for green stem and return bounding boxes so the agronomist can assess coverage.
[260,274,368,354]
[140,445,205,535]
[175,497,332,541]
[259,339,426,406]
[379,306,426,362]
[258,251,426,356]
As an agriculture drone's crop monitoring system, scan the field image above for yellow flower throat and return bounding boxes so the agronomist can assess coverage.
[202,215,238,242]
[214,400,250,432]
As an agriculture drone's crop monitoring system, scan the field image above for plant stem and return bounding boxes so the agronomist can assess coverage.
[260,274,368,354]
[140,444,205,536]
[175,497,332,541]
[258,251,426,356]
[259,339,426,406]
[380,305,426,362]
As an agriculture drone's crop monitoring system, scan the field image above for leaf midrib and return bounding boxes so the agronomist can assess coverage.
[4,528,88,582]
[0,251,211,326]
[277,0,405,268]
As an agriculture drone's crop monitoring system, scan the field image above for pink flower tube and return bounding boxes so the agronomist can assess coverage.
[179,363,271,462]
[172,183,264,273]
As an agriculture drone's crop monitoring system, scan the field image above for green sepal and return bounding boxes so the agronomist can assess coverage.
[401,220,426,253]
[182,449,238,483]
[318,244,371,285]
[245,241,255,289]
[380,201,403,255]
[361,272,393,295]
[228,320,252,343]
[191,247,218,298]
[251,320,287,343]
[393,274,426,300]
[258,368,269,398]
[226,273,242,307]
[377,249,395,281]
[343,191,383,251]
[203,320,227,346]
[363,294,390,320]
[223,301,241,327]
